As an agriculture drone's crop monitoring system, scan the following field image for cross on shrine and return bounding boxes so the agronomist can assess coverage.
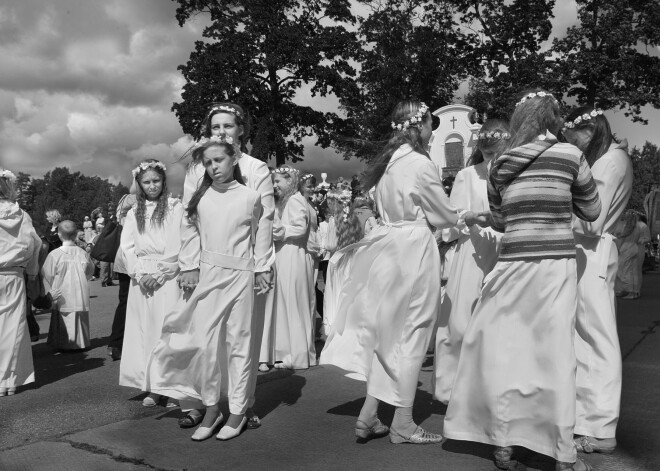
[450,116,457,129]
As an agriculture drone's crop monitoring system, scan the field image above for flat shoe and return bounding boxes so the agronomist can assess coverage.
[574,436,616,454]
[6,388,16,396]
[389,425,444,444]
[355,418,389,440]
[273,362,289,369]
[216,417,247,440]
[192,413,224,441]
[258,363,270,372]
[142,394,159,407]
[179,413,204,429]
[0,388,6,397]
[246,414,261,429]
[556,457,592,471]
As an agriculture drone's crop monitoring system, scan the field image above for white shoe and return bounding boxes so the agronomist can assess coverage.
[258,363,270,372]
[142,393,159,407]
[216,417,247,440]
[192,413,224,441]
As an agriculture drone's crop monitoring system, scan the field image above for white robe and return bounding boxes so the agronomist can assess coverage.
[119,198,183,391]
[148,181,271,413]
[433,162,501,404]
[182,154,275,406]
[573,140,632,439]
[42,243,95,350]
[320,145,457,407]
[272,193,315,369]
[0,202,39,390]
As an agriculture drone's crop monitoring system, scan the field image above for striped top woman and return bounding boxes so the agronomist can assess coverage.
[444,91,600,471]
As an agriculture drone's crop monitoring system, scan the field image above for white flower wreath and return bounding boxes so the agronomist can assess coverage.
[131,161,167,178]
[515,91,558,108]
[391,102,430,131]
[562,109,604,131]
[475,131,511,141]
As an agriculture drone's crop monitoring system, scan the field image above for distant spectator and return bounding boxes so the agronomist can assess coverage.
[45,209,63,253]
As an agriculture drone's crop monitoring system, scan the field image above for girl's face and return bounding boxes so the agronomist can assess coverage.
[419,112,433,148]
[563,127,594,153]
[272,173,291,198]
[139,169,164,201]
[210,112,244,142]
[203,145,237,183]
[481,149,497,163]
[301,180,315,200]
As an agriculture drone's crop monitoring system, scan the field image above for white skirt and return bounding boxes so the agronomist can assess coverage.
[0,271,34,389]
[444,258,578,463]
[47,309,90,350]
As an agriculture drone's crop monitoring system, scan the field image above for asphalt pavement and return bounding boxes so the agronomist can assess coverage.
[1,273,659,471]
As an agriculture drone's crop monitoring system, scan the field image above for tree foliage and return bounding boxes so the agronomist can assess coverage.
[17,168,128,236]
[629,142,660,213]
[552,0,660,123]
[337,0,474,160]
[171,0,359,166]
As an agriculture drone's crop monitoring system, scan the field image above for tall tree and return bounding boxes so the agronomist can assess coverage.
[630,142,660,213]
[172,0,359,166]
[451,0,558,117]
[338,0,475,160]
[552,0,660,123]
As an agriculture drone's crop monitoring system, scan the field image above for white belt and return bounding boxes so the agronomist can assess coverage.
[201,249,254,272]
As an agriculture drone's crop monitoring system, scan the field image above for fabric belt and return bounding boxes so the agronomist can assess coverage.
[0,267,25,276]
[382,219,430,228]
[200,250,254,272]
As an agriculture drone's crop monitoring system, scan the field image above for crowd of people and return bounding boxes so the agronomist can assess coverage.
[0,93,654,470]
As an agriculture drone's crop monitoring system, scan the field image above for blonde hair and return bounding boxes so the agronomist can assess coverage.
[273,166,300,209]
[46,209,62,225]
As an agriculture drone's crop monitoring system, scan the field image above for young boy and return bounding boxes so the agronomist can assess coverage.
[42,220,95,350]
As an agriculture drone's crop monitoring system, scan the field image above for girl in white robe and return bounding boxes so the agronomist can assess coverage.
[42,220,95,350]
[181,103,275,429]
[433,120,507,405]
[270,166,315,369]
[563,107,633,454]
[119,159,183,407]
[0,170,39,396]
[320,101,462,445]
[148,136,272,441]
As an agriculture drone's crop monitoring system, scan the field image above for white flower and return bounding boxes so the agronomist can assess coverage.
[396,124,403,130]
[582,113,590,120]
[538,91,546,97]
[493,132,500,138]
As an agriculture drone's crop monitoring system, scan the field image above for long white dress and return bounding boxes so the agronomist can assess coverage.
[272,193,315,369]
[182,154,275,407]
[42,242,95,349]
[148,181,271,413]
[320,145,458,407]
[0,201,39,391]
[119,198,183,391]
[433,161,502,404]
[573,140,632,439]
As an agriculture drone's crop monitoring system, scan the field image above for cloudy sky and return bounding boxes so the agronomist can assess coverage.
[0,0,658,195]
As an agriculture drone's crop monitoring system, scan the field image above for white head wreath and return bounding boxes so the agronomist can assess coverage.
[391,103,429,131]
[132,161,167,178]
[562,109,604,132]
[515,91,558,108]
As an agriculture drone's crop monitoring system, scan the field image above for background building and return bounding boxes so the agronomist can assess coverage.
[429,104,482,178]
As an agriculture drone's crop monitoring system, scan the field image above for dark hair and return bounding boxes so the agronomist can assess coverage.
[562,106,612,166]
[186,142,244,223]
[467,119,511,166]
[199,102,250,153]
[362,100,431,191]
[134,159,169,234]
[507,90,562,151]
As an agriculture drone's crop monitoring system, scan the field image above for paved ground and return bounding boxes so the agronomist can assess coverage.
[1,274,659,471]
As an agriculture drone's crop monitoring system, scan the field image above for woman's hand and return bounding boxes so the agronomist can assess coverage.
[178,270,200,292]
[139,274,159,290]
[254,271,272,295]
[464,211,491,227]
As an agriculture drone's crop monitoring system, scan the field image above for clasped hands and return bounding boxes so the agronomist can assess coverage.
[463,210,491,228]
[177,269,273,295]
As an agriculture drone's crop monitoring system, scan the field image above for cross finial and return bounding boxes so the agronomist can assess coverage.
[450,116,457,129]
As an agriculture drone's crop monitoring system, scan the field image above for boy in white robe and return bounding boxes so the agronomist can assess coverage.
[42,220,95,350]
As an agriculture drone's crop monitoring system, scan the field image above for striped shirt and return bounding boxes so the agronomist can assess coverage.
[488,135,601,262]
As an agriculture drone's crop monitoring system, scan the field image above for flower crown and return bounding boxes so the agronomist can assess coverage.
[475,131,511,141]
[192,135,234,150]
[208,105,242,118]
[338,189,352,221]
[0,169,17,182]
[132,161,167,178]
[391,102,429,131]
[562,109,604,131]
[300,173,315,182]
[271,166,299,175]
[515,91,558,108]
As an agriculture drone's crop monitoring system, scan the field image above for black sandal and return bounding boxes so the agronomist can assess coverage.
[178,413,204,429]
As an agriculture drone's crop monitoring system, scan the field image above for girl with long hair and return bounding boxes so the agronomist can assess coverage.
[181,103,274,430]
[562,106,633,454]
[321,100,466,444]
[119,159,183,408]
[265,165,315,370]
[443,91,601,471]
[433,119,509,404]
[148,137,272,441]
